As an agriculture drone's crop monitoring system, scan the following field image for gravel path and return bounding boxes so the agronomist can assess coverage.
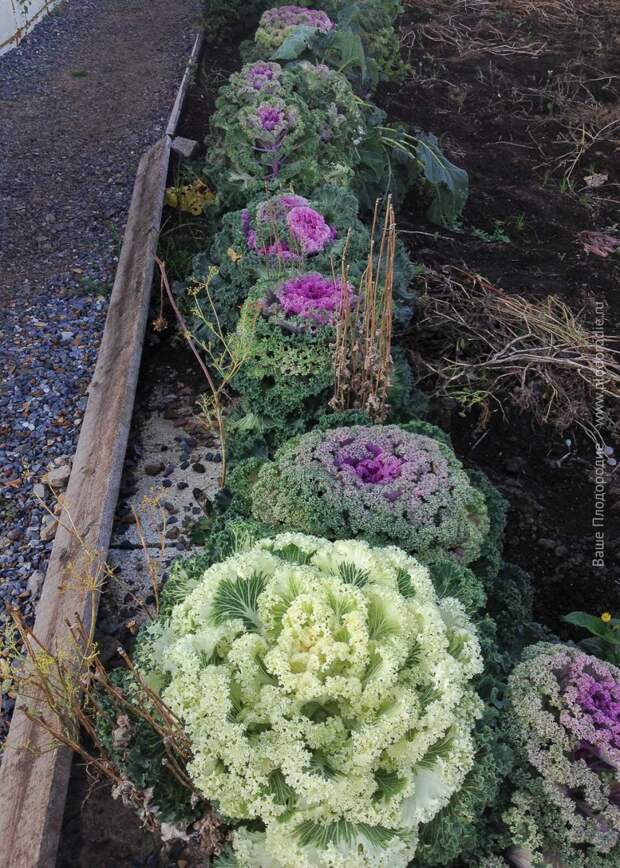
[0,0,198,737]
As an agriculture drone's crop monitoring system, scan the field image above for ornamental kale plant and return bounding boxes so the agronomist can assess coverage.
[249,425,490,566]
[191,185,414,340]
[231,272,350,435]
[245,2,405,93]
[255,4,335,53]
[139,533,484,867]
[207,91,324,207]
[220,60,365,163]
[206,61,363,206]
[502,644,620,867]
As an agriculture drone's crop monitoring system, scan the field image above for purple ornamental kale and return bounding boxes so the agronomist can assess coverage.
[262,5,334,32]
[250,425,490,565]
[246,61,282,92]
[259,104,285,132]
[323,428,452,508]
[336,442,404,487]
[560,652,620,760]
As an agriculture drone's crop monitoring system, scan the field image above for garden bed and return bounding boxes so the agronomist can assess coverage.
[7,2,620,867]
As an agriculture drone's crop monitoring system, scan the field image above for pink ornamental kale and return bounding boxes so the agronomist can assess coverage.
[274,273,350,324]
[242,195,337,262]
[287,205,335,254]
[505,644,620,864]
[256,193,308,227]
[561,652,620,758]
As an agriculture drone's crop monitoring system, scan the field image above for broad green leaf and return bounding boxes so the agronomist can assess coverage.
[268,769,297,808]
[563,611,619,640]
[295,818,409,850]
[417,730,454,769]
[338,561,370,588]
[367,598,397,642]
[396,567,415,598]
[211,571,267,632]
[271,542,316,566]
[405,641,422,670]
[363,649,383,682]
[373,768,407,802]
[329,30,366,80]
[273,25,319,60]
[415,132,469,226]
[307,748,343,780]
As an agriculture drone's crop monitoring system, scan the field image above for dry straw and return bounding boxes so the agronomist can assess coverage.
[414,266,620,442]
[331,196,396,422]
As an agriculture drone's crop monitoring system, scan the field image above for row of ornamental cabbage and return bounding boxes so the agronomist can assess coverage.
[101,4,620,867]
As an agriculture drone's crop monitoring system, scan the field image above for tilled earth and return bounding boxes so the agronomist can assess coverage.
[0,0,198,739]
[390,0,620,630]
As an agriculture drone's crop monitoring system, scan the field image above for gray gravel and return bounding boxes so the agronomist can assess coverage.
[0,0,199,738]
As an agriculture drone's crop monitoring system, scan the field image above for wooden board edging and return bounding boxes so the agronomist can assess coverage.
[166,30,204,138]
[0,134,171,868]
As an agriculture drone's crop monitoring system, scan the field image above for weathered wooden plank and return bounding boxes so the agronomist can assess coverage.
[166,30,204,137]
[0,134,171,868]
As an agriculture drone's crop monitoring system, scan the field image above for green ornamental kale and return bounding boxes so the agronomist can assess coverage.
[205,60,363,207]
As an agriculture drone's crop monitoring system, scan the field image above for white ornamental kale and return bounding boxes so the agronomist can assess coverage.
[143,533,483,867]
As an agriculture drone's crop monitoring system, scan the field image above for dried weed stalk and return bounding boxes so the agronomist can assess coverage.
[2,490,225,856]
[413,266,620,442]
[156,256,253,487]
[7,607,224,855]
[331,197,396,422]
[412,14,547,59]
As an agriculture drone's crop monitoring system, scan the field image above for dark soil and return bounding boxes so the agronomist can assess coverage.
[386,0,620,631]
[391,0,620,314]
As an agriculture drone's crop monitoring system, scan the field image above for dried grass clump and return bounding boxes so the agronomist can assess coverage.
[413,266,620,442]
